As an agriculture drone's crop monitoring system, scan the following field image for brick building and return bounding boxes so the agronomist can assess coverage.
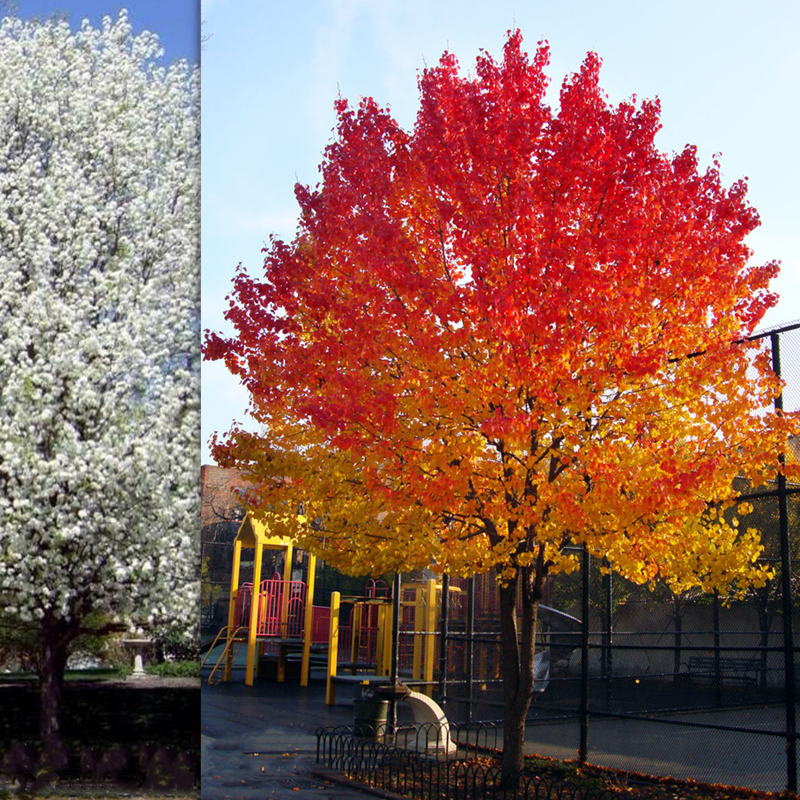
[200,465,251,632]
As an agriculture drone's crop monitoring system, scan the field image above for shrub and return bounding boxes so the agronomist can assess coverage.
[146,661,200,678]
[153,628,201,663]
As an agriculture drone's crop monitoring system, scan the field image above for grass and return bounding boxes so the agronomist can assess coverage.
[0,668,127,684]
[144,661,200,678]
[0,662,200,683]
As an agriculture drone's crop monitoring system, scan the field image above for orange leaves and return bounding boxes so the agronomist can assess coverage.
[203,30,799,595]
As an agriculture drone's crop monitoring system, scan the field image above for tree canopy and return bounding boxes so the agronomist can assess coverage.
[0,10,199,736]
[206,31,796,595]
[205,31,799,780]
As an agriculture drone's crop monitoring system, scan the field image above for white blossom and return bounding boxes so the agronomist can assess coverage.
[0,12,199,637]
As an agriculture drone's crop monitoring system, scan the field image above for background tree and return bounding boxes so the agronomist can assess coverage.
[205,32,799,784]
[200,468,246,632]
[0,611,41,674]
[0,609,127,675]
[0,12,199,743]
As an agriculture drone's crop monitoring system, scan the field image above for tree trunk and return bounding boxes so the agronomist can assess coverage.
[38,614,72,743]
[498,567,539,788]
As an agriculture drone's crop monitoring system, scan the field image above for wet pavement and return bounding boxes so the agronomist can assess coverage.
[201,664,793,796]
[201,670,385,799]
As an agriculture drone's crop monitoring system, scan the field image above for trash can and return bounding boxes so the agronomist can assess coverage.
[353,683,389,736]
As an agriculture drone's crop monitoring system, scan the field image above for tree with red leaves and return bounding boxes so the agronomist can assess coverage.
[205,32,798,783]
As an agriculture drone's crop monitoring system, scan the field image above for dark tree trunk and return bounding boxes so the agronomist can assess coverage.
[498,565,540,787]
[38,614,73,743]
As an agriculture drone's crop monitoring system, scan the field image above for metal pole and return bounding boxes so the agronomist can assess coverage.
[390,572,402,733]
[713,590,721,707]
[604,567,613,710]
[579,545,590,763]
[466,575,475,723]
[673,595,682,684]
[772,332,797,794]
[438,574,450,706]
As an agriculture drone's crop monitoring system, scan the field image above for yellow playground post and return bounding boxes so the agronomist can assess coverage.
[204,510,317,687]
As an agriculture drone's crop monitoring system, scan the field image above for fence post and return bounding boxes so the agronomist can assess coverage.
[467,575,475,723]
[672,597,683,684]
[390,572,402,732]
[603,566,613,710]
[713,590,721,707]
[579,545,590,763]
[439,574,450,706]
[772,332,797,794]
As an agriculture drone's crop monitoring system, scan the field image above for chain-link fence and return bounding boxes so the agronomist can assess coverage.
[200,321,800,792]
[438,320,800,793]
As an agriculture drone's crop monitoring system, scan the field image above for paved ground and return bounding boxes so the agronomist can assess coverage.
[60,675,202,690]
[524,704,793,793]
[203,665,796,796]
[201,671,384,799]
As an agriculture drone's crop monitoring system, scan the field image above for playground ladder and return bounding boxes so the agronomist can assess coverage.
[201,625,247,685]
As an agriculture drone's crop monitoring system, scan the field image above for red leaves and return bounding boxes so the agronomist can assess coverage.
[203,29,798,587]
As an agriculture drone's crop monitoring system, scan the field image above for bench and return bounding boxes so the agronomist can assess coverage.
[684,655,760,687]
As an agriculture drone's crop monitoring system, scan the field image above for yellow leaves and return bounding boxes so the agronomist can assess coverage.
[580,497,775,599]
[216,386,787,601]
[498,565,517,584]
[515,551,534,568]
[548,553,579,576]
[207,246,800,599]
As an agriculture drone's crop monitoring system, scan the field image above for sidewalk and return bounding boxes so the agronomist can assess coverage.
[201,670,384,799]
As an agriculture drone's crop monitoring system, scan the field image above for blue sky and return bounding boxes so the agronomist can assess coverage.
[5,0,199,62]
[201,0,800,465]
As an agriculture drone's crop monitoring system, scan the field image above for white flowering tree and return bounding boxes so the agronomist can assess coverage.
[0,11,199,741]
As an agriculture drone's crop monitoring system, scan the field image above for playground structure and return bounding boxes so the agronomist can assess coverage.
[201,513,565,701]
[325,583,393,701]
[324,578,446,704]
[201,511,447,694]
[202,511,322,686]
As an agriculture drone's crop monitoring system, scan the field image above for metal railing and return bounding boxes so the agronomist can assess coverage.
[316,724,616,799]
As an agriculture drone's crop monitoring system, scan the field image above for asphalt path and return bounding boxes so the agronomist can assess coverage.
[201,672,384,799]
[523,704,792,793]
[202,666,795,796]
